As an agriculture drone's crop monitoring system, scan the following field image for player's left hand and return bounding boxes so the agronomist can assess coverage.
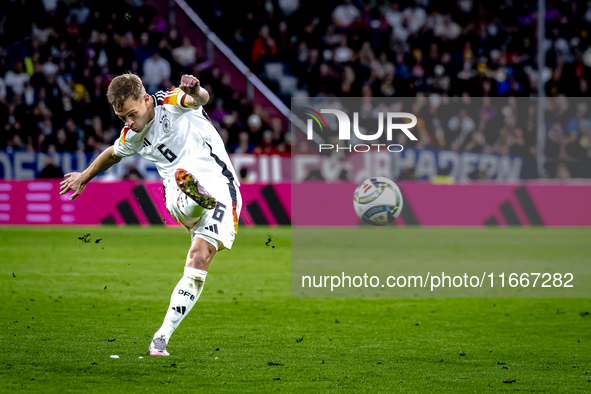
[179,74,201,96]
[60,172,86,201]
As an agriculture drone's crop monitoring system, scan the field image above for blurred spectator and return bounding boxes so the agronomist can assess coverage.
[232,131,255,153]
[37,117,53,139]
[270,118,284,146]
[252,25,277,72]
[64,118,86,151]
[219,128,230,152]
[172,37,197,69]
[448,108,476,148]
[5,62,30,98]
[168,29,183,50]
[143,52,171,92]
[0,76,6,102]
[545,122,564,159]
[246,113,264,146]
[239,167,249,182]
[210,98,228,125]
[567,103,591,134]
[7,134,26,152]
[556,163,572,179]
[283,132,292,153]
[332,0,360,28]
[39,158,64,178]
[254,130,279,154]
[42,56,59,77]
[135,32,156,70]
[123,165,144,180]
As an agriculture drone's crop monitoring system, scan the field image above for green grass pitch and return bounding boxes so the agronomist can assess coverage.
[1,226,590,392]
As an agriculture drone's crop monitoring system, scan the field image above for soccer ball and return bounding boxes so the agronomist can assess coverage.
[353,177,404,226]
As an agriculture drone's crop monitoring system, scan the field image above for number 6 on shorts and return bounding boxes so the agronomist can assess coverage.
[212,202,226,222]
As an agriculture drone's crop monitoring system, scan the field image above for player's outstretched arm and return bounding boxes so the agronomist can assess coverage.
[179,74,209,107]
[59,145,122,201]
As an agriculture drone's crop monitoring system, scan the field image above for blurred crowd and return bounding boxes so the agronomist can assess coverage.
[201,0,591,177]
[0,0,290,160]
[206,0,591,98]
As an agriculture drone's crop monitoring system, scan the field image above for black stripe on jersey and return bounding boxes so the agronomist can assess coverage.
[202,109,213,123]
[193,114,215,123]
[204,141,234,183]
[204,141,238,207]
[228,181,237,207]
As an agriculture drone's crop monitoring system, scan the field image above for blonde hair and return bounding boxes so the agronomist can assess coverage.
[106,72,145,111]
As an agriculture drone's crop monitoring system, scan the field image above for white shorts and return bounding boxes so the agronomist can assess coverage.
[163,177,241,251]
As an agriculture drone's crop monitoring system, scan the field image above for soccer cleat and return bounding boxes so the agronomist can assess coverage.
[175,168,217,210]
[148,335,170,356]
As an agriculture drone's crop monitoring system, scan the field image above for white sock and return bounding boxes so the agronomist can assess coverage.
[153,267,207,343]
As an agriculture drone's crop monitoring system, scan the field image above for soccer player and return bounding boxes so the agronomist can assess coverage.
[59,73,241,356]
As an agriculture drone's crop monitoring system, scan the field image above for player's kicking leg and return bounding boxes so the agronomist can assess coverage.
[148,168,235,356]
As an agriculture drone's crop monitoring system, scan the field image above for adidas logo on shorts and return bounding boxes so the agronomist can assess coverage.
[205,224,218,234]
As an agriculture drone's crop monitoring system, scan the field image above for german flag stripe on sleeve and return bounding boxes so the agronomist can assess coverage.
[162,87,181,106]
[120,125,131,145]
[162,86,197,108]
[181,93,197,108]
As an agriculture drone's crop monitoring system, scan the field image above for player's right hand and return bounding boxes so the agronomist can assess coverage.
[179,74,201,96]
[60,172,86,201]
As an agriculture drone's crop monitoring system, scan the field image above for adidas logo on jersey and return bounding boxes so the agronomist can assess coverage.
[205,224,218,234]
[143,138,152,148]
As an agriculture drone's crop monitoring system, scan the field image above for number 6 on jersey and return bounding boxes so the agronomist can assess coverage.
[157,144,178,163]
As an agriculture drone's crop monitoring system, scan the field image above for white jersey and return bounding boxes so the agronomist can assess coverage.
[113,87,240,196]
